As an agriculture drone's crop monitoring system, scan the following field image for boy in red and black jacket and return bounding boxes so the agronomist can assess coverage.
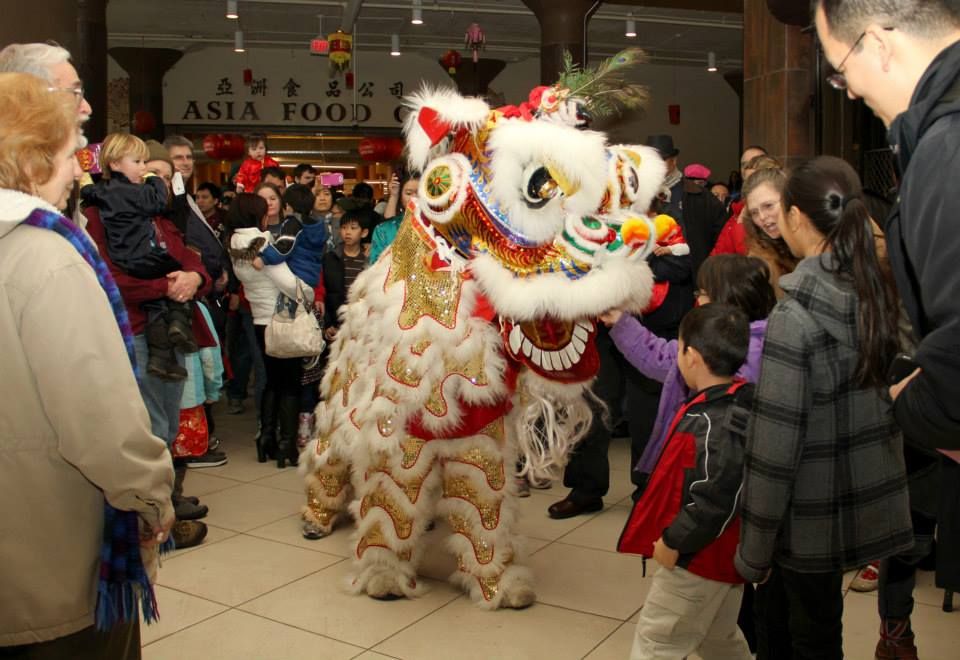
[618,303,753,660]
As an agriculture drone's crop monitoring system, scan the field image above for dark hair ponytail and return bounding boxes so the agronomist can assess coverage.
[223,192,268,247]
[784,156,900,388]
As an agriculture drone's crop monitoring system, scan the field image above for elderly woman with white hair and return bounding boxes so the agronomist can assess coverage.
[0,72,173,659]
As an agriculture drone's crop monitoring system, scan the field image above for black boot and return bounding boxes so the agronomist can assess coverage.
[257,389,278,463]
[276,394,300,469]
[167,301,198,354]
[145,315,187,381]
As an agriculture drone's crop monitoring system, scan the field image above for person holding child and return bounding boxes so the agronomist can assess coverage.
[618,303,755,660]
[735,156,913,660]
[81,133,196,381]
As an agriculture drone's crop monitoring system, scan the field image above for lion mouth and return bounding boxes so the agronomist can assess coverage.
[504,318,595,373]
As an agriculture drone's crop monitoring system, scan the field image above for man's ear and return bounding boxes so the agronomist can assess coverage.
[867,23,895,72]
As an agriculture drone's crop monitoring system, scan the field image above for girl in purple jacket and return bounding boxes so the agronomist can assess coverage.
[600,254,776,487]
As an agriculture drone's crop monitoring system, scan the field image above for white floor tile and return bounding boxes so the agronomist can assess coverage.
[526,542,651,620]
[158,534,341,606]
[199,482,306,532]
[142,609,362,660]
[239,561,462,648]
[374,598,621,660]
[140,586,228,645]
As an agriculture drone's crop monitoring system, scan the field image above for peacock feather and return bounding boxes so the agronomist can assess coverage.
[557,48,649,119]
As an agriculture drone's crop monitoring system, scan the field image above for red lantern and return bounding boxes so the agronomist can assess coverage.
[202,134,224,159]
[345,71,355,90]
[132,110,155,135]
[668,104,680,125]
[440,50,462,76]
[243,68,253,85]
[358,137,404,162]
[219,134,246,160]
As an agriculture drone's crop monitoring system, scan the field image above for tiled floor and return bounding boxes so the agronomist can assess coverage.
[143,404,960,659]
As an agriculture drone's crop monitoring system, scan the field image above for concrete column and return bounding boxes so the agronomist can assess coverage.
[448,58,506,98]
[743,0,815,170]
[521,0,601,85]
[109,47,183,142]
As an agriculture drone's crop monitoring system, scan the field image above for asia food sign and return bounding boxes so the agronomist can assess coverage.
[163,50,451,128]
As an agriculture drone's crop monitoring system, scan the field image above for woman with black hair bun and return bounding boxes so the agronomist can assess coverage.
[735,156,913,660]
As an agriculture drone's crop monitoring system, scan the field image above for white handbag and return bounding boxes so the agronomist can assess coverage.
[265,282,326,358]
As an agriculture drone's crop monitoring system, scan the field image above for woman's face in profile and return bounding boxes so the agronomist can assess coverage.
[37,138,81,210]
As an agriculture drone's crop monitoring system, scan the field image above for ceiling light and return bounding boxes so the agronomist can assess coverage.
[707,51,718,72]
[625,13,637,38]
[234,30,245,53]
[411,0,424,25]
[391,34,401,56]
[226,0,238,19]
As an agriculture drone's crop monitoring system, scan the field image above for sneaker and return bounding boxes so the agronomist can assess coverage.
[515,477,530,498]
[850,560,880,592]
[226,399,245,415]
[174,497,209,521]
[207,435,221,453]
[171,520,208,549]
[184,450,228,469]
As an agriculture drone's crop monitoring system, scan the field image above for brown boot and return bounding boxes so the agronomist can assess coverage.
[171,520,208,549]
[875,618,918,660]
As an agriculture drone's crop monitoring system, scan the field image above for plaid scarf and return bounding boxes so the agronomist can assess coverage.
[22,207,173,630]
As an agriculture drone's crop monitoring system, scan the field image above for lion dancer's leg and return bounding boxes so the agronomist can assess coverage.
[300,445,351,539]
[349,436,442,599]
[300,406,352,539]
[438,418,535,609]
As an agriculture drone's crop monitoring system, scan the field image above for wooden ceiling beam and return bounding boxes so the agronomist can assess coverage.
[612,0,742,13]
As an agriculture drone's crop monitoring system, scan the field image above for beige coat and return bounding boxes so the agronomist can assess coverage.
[0,189,174,646]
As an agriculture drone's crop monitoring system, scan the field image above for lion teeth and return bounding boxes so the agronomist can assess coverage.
[565,343,581,365]
[509,325,523,354]
[559,348,572,370]
[531,346,543,368]
[521,338,533,358]
[571,334,586,354]
[573,323,589,342]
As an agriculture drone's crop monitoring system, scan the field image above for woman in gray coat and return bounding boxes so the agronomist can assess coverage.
[735,156,913,660]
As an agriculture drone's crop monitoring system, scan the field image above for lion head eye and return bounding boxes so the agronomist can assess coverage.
[524,166,559,208]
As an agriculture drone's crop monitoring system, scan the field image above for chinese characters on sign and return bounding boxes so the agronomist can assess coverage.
[283,78,301,98]
[250,78,268,96]
[216,78,233,96]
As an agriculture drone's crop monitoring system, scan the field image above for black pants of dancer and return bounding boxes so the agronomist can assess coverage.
[0,620,140,660]
[754,563,844,660]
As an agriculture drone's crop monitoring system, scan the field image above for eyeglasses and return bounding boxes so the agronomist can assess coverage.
[47,84,85,108]
[826,27,893,91]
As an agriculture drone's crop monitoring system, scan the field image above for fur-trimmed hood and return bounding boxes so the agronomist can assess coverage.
[0,188,62,239]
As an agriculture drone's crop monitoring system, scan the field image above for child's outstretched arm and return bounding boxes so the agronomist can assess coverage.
[607,312,679,384]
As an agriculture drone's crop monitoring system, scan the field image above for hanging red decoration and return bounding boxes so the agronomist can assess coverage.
[329,30,353,75]
[464,23,486,63]
[202,134,224,159]
[345,71,355,90]
[243,68,253,85]
[668,104,681,125]
[132,110,156,135]
[203,134,246,160]
[440,49,462,76]
[358,137,404,162]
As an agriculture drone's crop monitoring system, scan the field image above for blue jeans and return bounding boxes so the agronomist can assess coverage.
[134,333,185,447]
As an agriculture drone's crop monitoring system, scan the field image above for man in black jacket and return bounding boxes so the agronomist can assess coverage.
[816,3,960,658]
[816,1,960,451]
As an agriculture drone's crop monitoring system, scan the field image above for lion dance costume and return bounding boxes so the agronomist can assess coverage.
[300,50,672,608]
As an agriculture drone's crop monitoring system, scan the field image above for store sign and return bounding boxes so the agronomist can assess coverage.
[164,49,453,128]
